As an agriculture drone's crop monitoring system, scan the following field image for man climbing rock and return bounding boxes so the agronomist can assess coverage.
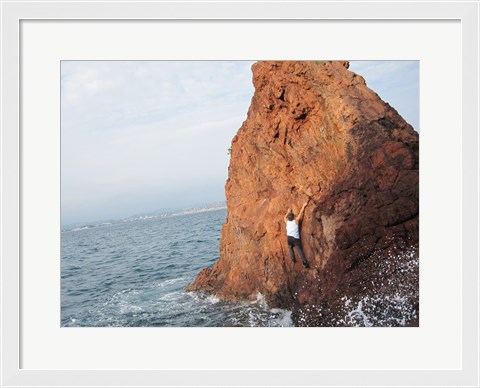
[284,201,309,268]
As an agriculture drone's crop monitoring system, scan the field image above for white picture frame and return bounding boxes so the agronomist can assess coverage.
[1,1,478,387]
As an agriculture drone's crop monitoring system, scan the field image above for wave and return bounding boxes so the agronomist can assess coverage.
[186,291,293,327]
[63,278,293,328]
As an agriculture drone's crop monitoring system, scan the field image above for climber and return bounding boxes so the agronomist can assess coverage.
[284,200,310,268]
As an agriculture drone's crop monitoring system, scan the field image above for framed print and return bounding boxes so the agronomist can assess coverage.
[1,1,478,387]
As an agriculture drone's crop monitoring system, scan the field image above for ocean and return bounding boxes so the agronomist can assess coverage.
[61,208,293,327]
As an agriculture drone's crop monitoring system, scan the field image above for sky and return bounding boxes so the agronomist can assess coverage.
[61,60,419,226]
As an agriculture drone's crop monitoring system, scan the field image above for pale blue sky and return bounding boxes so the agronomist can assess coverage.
[61,60,419,225]
[349,61,419,130]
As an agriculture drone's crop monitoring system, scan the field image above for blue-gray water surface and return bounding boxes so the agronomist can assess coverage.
[61,209,292,327]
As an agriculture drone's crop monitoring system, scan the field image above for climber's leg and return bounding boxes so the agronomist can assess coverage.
[287,236,297,263]
[294,238,309,268]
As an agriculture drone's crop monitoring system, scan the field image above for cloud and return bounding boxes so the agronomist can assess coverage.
[61,61,255,224]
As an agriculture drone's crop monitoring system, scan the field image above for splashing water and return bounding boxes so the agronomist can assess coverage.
[339,250,419,327]
[294,248,419,327]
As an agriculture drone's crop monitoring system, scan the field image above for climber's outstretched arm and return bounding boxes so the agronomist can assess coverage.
[284,207,292,223]
[295,202,308,224]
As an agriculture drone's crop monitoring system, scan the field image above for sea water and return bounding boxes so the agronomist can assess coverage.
[61,208,292,327]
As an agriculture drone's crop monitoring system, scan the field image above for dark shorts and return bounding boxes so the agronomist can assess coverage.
[287,235,302,247]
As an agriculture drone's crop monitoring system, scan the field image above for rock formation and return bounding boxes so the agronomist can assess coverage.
[187,61,419,326]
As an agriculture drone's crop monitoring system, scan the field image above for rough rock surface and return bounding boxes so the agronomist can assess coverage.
[187,61,419,326]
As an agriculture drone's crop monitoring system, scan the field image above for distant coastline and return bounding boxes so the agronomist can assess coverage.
[61,201,226,233]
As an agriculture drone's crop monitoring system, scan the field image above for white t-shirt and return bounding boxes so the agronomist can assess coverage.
[286,220,300,239]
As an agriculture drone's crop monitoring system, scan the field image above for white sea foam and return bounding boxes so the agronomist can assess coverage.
[269,309,293,327]
[292,248,419,327]
[156,278,185,288]
[185,291,219,304]
[338,248,418,326]
[250,293,293,327]
[206,295,220,304]
[338,293,417,327]
[253,292,269,309]
[159,292,183,302]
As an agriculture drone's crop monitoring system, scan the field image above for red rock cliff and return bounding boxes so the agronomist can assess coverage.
[188,61,419,326]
